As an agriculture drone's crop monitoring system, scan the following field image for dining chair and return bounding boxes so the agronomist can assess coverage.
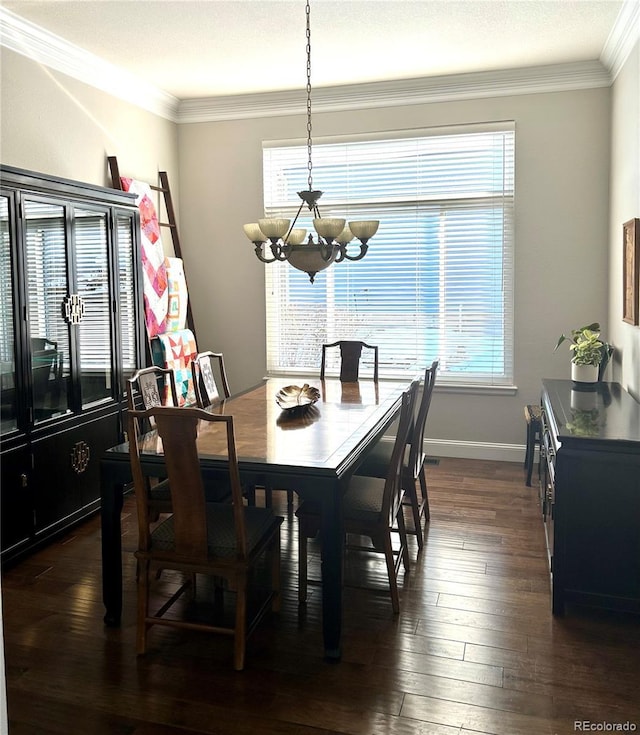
[128,405,283,670]
[320,340,379,382]
[355,360,439,553]
[126,366,180,515]
[296,379,418,614]
[192,351,231,408]
[191,350,285,509]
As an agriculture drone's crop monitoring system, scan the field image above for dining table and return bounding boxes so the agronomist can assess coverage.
[100,374,413,661]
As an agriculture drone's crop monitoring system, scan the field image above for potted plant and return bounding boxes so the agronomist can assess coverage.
[555,322,612,384]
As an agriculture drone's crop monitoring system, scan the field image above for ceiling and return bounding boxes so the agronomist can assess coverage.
[1,0,627,100]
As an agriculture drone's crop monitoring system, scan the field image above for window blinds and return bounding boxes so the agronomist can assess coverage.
[264,124,515,386]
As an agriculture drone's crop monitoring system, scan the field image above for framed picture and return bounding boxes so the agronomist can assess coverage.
[622,218,640,325]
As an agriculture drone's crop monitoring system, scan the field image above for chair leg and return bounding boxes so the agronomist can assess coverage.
[525,423,535,486]
[298,527,308,604]
[418,467,430,521]
[244,484,257,506]
[271,538,281,613]
[136,558,150,655]
[405,477,424,550]
[397,506,411,573]
[234,577,247,671]
[383,531,401,615]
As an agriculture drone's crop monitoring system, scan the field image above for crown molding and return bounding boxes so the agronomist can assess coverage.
[177,61,612,123]
[2,3,633,126]
[601,0,640,81]
[0,7,179,121]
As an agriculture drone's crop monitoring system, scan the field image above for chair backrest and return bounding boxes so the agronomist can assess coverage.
[382,379,419,527]
[31,348,59,403]
[407,360,439,480]
[127,406,247,561]
[127,366,179,435]
[192,351,231,409]
[320,340,379,382]
[31,337,57,352]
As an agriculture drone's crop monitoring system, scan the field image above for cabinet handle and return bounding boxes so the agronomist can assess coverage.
[70,441,90,474]
[62,294,85,324]
[20,473,28,488]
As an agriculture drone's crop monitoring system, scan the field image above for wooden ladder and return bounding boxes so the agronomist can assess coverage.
[107,156,197,340]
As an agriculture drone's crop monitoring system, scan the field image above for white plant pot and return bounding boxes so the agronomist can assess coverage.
[571,363,599,384]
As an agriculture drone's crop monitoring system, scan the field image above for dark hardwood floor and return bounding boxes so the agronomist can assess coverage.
[3,458,640,735]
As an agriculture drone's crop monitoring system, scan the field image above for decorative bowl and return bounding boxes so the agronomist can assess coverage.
[275,383,320,411]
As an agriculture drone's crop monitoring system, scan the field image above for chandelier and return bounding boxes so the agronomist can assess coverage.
[243,0,379,283]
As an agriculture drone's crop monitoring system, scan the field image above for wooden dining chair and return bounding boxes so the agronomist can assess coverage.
[128,405,283,670]
[320,340,379,382]
[126,366,180,515]
[127,365,179,414]
[296,379,418,614]
[355,360,439,553]
[192,351,231,408]
[191,350,282,508]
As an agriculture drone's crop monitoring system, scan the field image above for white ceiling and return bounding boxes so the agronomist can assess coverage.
[1,0,628,100]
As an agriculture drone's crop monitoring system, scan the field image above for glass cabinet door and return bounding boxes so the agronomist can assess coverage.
[23,199,72,422]
[75,207,113,407]
[116,212,139,384]
[0,195,18,433]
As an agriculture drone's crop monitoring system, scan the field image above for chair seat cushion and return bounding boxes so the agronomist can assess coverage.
[343,476,386,521]
[151,504,281,557]
[356,441,411,480]
[148,478,171,502]
[148,476,231,504]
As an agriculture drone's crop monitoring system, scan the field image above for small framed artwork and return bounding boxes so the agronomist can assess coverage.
[623,218,640,325]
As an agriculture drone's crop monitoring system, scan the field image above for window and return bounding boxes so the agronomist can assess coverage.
[264,123,515,386]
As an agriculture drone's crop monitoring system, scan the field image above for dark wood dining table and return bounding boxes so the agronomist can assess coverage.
[100,375,411,660]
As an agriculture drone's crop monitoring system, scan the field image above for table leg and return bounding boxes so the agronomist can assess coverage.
[320,480,344,661]
[101,462,125,627]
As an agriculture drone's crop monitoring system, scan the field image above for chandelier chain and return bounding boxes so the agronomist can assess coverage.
[305,0,313,191]
[244,0,376,283]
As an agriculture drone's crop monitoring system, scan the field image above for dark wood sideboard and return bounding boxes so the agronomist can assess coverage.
[539,379,640,616]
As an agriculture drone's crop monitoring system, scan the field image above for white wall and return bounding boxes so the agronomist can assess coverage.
[177,88,611,454]
[0,48,179,210]
[2,43,628,458]
[608,40,640,400]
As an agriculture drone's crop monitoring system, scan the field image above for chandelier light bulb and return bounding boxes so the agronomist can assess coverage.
[258,218,290,239]
[349,220,380,243]
[313,218,346,241]
[285,228,307,245]
[336,225,354,245]
[243,223,267,243]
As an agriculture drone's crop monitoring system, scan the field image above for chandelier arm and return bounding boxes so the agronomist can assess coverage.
[254,244,279,263]
[341,243,369,262]
[334,245,346,263]
[272,242,292,261]
[319,243,338,262]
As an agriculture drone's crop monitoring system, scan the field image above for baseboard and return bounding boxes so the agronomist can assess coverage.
[377,436,532,463]
[425,439,530,463]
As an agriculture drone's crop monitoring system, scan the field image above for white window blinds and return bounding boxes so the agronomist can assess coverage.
[264,124,515,386]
